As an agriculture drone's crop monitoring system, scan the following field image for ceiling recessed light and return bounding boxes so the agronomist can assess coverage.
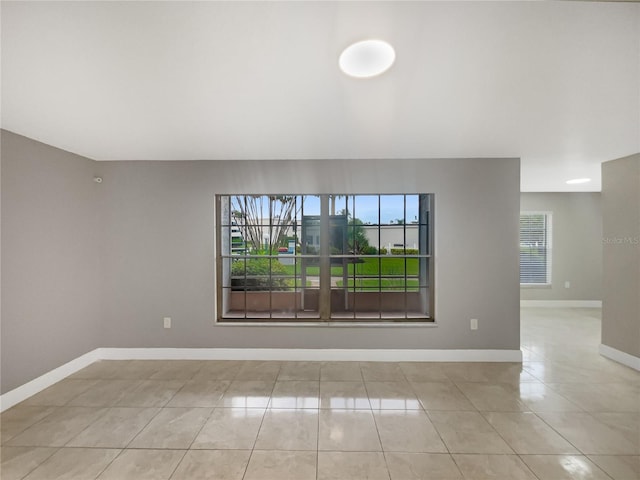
[565,178,592,185]
[339,40,395,78]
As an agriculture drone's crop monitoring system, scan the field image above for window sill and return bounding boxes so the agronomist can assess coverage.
[520,283,552,289]
[214,320,437,328]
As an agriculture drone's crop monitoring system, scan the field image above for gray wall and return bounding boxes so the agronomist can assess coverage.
[98,158,520,351]
[601,154,640,358]
[1,130,521,393]
[520,193,602,301]
[1,131,102,393]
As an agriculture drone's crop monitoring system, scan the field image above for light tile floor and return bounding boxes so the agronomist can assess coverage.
[1,308,639,479]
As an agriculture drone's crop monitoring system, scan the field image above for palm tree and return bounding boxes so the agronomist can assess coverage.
[232,195,298,252]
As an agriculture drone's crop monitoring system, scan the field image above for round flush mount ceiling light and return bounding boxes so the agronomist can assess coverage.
[339,40,396,78]
[565,178,592,185]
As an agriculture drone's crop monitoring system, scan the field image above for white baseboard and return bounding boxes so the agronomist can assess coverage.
[599,344,640,371]
[0,349,102,412]
[1,347,522,412]
[520,300,602,308]
[99,347,523,363]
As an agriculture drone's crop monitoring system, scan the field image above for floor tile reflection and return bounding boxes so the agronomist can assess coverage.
[2,307,639,480]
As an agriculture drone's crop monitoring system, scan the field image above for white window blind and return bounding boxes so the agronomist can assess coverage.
[520,213,551,284]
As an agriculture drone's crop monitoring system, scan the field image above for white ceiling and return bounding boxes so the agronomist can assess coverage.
[2,1,639,191]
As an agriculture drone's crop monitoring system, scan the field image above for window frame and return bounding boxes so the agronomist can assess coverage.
[214,194,435,325]
[519,211,552,287]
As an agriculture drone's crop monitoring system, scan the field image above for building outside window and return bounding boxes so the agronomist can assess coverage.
[216,194,434,322]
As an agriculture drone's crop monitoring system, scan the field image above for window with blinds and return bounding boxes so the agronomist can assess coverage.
[520,213,552,285]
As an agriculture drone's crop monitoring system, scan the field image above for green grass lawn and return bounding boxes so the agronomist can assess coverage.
[236,257,422,291]
[277,257,421,291]
[283,265,345,276]
[350,257,419,276]
[336,278,420,292]
[281,257,419,277]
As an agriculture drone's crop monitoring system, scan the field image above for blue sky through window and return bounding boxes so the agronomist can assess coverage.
[233,195,420,226]
[301,195,418,225]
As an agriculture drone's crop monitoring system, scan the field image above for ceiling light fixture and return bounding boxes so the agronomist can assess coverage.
[565,178,592,185]
[339,40,396,78]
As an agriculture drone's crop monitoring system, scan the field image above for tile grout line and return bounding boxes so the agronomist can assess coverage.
[407,363,467,479]
[47,365,157,480]
[79,364,203,479]
[84,389,169,479]
[240,363,279,480]
[90,447,126,480]
[469,410,543,480]
[8,445,62,480]
[360,363,392,480]
[6,376,113,446]
[1,406,61,446]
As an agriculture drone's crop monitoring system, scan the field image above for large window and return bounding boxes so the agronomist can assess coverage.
[520,212,552,285]
[216,194,434,323]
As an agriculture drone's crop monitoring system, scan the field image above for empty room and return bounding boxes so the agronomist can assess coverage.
[1,1,639,479]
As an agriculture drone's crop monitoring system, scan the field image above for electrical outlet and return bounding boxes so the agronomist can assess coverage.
[564,281,571,289]
[163,317,171,329]
[470,318,478,330]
